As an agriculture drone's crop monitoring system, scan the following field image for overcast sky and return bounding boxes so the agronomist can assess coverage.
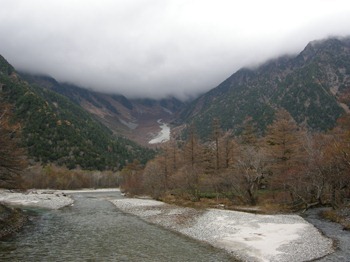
[1,0,350,100]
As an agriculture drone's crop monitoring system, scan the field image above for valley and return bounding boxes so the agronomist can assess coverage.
[1,2,350,262]
[19,73,182,146]
[20,37,350,146]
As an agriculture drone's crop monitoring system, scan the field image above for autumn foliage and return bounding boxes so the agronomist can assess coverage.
[120,110,350,210]
[23,164,120,189]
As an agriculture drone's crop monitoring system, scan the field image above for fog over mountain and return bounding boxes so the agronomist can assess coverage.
[1,0,350,100]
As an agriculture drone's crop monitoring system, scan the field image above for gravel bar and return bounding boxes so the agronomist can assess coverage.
[0,189,74,209]
[111,198,334,262]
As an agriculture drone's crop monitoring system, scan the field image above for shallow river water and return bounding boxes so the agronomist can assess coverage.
[303,208,350,262]
[0,191,236,261]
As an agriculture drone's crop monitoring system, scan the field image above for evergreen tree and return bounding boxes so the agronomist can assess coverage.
[0,97,26,188]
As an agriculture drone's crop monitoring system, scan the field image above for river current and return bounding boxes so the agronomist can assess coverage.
[0,191,236,261]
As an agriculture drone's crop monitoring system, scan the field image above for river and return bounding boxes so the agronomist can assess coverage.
[0,191,236,261]
[303,208,350,261]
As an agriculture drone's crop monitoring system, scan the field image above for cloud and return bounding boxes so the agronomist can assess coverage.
[1,0,350,100]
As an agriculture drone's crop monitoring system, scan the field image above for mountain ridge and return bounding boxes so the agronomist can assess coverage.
[19,72,185,146]
[0,56,154,170]
[3,36,350,149]
[177,36,350,139]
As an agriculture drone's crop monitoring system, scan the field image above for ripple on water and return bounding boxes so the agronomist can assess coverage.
[0,192,238,262]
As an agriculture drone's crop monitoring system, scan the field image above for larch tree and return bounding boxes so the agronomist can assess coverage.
[325,115,350,207]
[264,109,306,199]
[142,157,167,199]
[181,124,204,200]
[119,160,144,195]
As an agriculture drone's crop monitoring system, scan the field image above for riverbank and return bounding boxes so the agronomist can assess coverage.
[0,188,122,209]
[0,189,337,261]
[0,204,28,239]
[0,189,74,209]
[0,189,120,239]
[110,198,334,262]
[0,189,75,239]
[304,208,350,261]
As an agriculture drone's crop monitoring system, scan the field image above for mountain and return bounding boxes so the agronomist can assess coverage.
[3,36,350,154]
[0,55,154,170]
[19,73,185,146]
[178,37,350,139]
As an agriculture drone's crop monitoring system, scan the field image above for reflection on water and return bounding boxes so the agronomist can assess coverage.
[0,191,237,261]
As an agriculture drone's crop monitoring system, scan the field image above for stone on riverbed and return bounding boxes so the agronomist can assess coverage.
[110,198,334,262]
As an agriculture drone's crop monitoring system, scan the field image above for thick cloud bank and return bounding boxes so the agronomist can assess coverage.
[1,0,350,100]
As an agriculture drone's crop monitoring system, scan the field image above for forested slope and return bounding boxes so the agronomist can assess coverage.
[0,55,154,170]
[178,37,350,139]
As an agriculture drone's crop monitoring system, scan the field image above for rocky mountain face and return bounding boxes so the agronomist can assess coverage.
[177,37,350,139]
[3,36,350,154]
[20,73,185,146]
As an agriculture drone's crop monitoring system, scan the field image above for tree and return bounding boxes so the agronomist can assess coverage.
[233,144,266,205]
[0,98,26,188]
[221,132,237,169]
[212,118,221,170]
[324,115,350,208]
[264,109,307,204]
[181,124,204,200]
[119,160,144,195]
[295,133,329,208]
[142,158,166,199]
[222,119,265,206]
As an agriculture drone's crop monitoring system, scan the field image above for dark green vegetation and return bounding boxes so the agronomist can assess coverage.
[19,73,124,114]
[20,72,185,146]
[0,55,154,171]
[178,37,350,139]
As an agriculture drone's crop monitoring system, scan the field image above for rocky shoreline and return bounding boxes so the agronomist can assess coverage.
[0,189,74,239]
[0,189,74,210]
[110,198,334,262]
[0,204,28,239]
[0,189,338,261]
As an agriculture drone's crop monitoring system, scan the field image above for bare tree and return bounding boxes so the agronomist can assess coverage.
[233,145,266,205]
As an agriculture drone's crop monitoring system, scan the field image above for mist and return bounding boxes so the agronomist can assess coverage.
[1,0,350,100]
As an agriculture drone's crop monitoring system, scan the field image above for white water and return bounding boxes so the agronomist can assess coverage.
[149,119,170,144]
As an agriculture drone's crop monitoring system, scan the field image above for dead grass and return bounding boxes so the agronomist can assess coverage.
[161,193,235,208]
[159,194,292,215]
[321,208,350,231]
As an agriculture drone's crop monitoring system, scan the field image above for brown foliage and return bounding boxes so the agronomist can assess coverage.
[122,111,350,211]
[119,160,144,195]
[0,98,26,189]
[23,164,119,189]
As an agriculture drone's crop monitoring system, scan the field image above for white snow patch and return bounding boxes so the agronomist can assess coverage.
[149,119,170,144]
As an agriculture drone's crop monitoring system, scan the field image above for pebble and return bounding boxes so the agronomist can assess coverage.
[111,198,334,262]
[0,190,74,209]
